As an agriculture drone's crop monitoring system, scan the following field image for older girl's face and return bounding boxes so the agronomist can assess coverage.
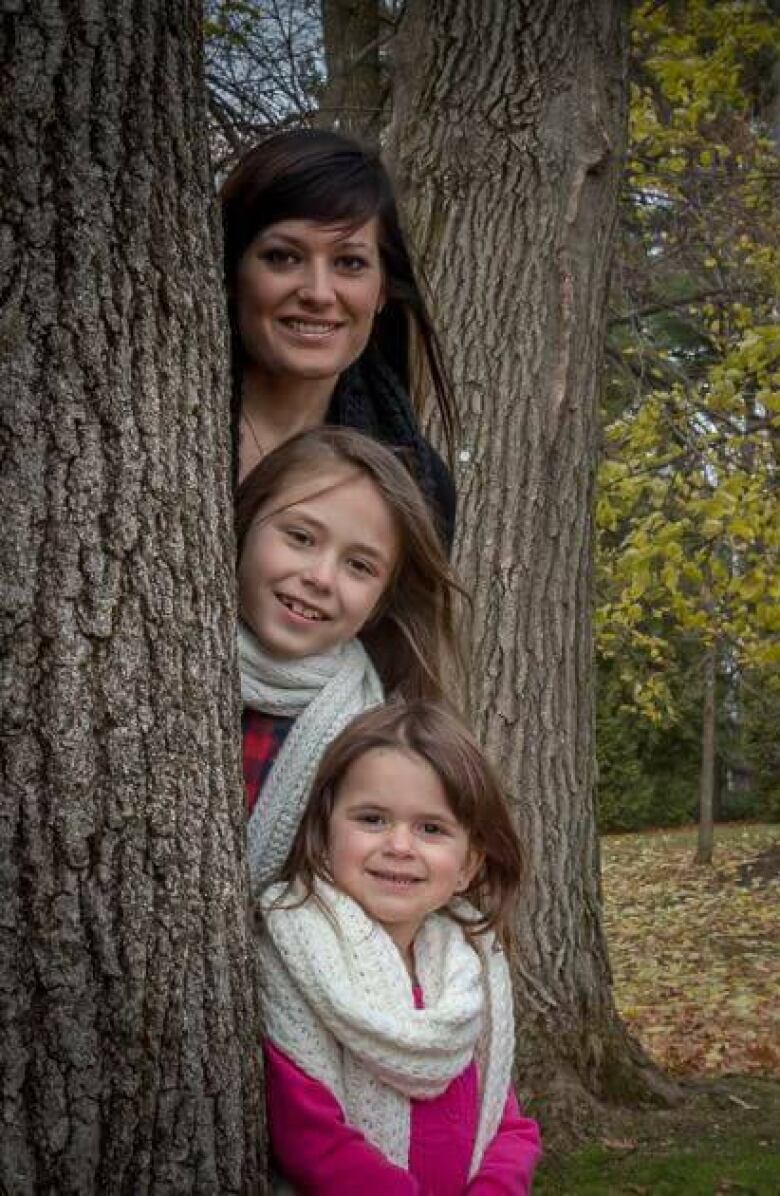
[236,217,385,389]
[238,467,399,659]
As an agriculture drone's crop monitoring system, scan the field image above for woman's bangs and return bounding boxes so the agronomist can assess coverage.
[265,158,384,232]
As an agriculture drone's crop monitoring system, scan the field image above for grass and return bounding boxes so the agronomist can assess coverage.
[534,1077,780,1193]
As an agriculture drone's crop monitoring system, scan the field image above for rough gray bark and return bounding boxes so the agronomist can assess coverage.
[390,0,677,1126]
[695,646,717,866]
[319,0,383,140]
[1,4,263,1191]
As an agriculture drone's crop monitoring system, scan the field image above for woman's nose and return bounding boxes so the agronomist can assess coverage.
[297,259,335,305]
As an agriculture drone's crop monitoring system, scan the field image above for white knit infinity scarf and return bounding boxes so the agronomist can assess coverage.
[258,881,515,1178]
[239,624,384,893]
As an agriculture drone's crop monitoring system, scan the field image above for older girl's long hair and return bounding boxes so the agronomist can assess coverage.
[235,428,464,699]
[281,701,526,950]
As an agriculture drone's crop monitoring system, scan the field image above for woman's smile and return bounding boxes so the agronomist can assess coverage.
[277,316,345,340]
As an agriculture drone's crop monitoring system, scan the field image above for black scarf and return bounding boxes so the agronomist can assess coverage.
[327,347,454,548]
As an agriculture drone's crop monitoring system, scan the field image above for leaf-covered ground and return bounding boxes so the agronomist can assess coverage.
[601,822,779,1078]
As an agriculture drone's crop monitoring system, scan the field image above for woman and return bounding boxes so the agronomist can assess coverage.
[220,128,458,547]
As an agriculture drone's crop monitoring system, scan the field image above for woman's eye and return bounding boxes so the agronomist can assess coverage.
[337,254,369,272]
[262,248,299,267]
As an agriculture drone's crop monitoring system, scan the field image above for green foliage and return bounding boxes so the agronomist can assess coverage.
[741,671,780,819]
[596,0,780,829]
[596,661,698,831]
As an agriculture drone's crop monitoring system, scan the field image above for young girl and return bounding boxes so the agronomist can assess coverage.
[236,427,460,894]
[258,701,542,1194]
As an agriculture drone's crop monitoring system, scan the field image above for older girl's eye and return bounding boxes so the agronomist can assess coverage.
[421,822,446,836]
[347,556,377,577]
[282,526,313,546]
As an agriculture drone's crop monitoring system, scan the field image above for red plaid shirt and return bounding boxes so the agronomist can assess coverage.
[242,708,294,817]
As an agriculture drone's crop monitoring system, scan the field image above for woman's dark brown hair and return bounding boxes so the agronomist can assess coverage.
[235,428,464,699]
[220,128,458,461]
[281,701,526,950]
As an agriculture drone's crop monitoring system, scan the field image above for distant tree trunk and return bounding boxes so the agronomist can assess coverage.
[390,0,677,1128]
[695,646,717,865]
[319,0,383,140]
[1,4,263,1191]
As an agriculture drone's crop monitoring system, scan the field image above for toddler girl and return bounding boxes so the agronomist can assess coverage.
[258,700,542,1194]
[236,428,460,893]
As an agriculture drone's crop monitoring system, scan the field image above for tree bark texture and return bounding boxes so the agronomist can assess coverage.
[390,0,675,1123]
[695,646,717,866]
[1,4,263,1191]
[319,0,383,140]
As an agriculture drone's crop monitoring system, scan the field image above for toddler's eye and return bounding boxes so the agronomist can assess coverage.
[355,811,385,827]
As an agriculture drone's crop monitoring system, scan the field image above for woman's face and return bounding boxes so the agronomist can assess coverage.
[235,217,386,391]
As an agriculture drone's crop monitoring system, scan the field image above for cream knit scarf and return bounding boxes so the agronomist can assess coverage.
[258,881,515,1179]
[239,623,384,893]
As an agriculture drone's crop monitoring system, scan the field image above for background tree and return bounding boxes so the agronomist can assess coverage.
[597,0,780,848]
[388,0,676,1126]
[205,0,323,168]
[318,0,384,140]
[1,4,262,1190]
[204,0,398,164]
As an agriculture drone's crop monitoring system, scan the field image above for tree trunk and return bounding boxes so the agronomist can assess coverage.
[389,0,677,1128]
[695,646,717,866]
[319,0,383,140]
[1,4,263,1192]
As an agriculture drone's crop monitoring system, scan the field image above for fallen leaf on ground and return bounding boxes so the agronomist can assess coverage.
[602,823,779,1079]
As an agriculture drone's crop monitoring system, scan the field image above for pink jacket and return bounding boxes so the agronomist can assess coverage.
[264,988,542,1194]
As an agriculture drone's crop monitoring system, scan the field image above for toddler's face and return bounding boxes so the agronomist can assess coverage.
[238,467,398,658]
[326,748,482,965]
